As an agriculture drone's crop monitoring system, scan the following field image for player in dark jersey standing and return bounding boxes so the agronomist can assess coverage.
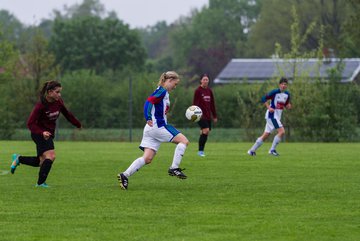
[193,74,217,157]
[10,80,82,187]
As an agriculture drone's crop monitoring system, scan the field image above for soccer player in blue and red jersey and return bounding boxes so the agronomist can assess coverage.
[193,74,217,157]
[117,71,189,190]
[248,77,291,156]
[10,80,82,187]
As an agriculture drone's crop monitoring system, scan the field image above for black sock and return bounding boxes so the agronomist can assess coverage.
[198,134,208,151]
[19,156,40,167]
[37,159,53,185]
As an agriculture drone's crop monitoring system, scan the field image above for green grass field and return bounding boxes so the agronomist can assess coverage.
[0,141,359,241]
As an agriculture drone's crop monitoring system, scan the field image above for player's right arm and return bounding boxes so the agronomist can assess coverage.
[193,88,201,106]
[261,89,279,113]
[264,101,274,113]
[143,87,166,123]
[143,101,153,122]
[27,103,46,135]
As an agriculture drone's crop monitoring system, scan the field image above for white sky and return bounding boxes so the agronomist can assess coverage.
[0,0,208,28]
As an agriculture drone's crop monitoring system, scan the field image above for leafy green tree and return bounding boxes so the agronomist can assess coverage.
[171,0,262,81]
[37,19,55,40]
[50,16,146,74]
[60,70,159,129]
[138,21,171,59]
[209,0,263,35]
[4,31,60,131]
[0,29,18,138]
[321,67,358,141]
[60,0,106,19]
[341,0,360,56]
[0,10,24,45]
[172,8,239,82]
[137,21,177,73]
[273,6,359,142]
[60,70,111,128]
[248,0,352,57]
[47,0,146,74]
[24,31,60,94]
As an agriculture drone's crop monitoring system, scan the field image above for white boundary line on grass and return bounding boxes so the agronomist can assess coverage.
[0,170,10,175]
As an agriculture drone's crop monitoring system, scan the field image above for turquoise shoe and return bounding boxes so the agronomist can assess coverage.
[35,183,49,188]
[10,154,20,174]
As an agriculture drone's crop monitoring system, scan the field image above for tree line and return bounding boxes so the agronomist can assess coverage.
[0,0,359,141]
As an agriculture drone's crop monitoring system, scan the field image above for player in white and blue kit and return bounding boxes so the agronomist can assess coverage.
[248,77,291,156]
[117,71,189,190]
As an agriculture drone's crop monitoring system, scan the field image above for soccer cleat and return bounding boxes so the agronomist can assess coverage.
[168,168,187,179]
[269,150,280,156]
[10,154,20,174]
[117,173,128,190]
[247,150,256,156]
[198,151,206,157]
[35,183,49,188]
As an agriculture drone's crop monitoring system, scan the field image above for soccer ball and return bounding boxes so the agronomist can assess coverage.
[185,105,202,122]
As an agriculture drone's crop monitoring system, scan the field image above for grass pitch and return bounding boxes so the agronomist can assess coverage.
[0,141,359,241]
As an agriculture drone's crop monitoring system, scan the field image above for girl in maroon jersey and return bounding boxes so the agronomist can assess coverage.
[193,74,217,157]
[10,80,82,187]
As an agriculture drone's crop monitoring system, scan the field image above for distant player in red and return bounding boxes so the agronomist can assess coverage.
[193,74,217,157]
[10,80,82,188]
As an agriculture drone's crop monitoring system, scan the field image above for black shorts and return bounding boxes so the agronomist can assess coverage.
[31,133,55,157]
[198,119,212,130]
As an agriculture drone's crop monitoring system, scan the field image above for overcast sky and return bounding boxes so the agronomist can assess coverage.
[0,0,208,28]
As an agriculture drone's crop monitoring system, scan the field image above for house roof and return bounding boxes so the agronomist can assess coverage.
[214,58,360,84]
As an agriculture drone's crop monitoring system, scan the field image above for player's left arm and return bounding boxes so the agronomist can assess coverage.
[285,92,292,109]
[210,90,217,123]
[60,99,82,128]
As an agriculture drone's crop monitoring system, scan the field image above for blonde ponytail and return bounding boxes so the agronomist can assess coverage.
[158,71,179,86]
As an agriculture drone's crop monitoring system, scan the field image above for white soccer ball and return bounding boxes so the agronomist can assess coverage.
[185,105,202,122]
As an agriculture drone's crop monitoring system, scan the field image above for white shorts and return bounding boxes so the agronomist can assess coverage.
[139,124,180,152]
[264,118,283,133]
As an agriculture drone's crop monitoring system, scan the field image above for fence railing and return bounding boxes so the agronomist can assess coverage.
[5,127,360,142]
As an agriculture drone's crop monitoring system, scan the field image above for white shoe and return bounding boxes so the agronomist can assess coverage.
[269,150,280,156]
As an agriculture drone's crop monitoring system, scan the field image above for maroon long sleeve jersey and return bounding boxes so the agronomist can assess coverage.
[27,98,81,137]
[193,86,217,121]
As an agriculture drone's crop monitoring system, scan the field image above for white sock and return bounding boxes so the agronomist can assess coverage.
[270,135,281,151]
[250,138,263,151]
[170,143,187,169]
[123,157,146,177]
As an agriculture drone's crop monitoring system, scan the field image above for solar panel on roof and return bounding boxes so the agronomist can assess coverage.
[215,58,360,84]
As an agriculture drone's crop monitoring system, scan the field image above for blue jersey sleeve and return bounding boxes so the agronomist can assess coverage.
[143,101,153,121]
[284,91,291,105]
[261,89,280,103]
[143,87,167,121]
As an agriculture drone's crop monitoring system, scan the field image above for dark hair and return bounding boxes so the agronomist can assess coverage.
[200,74,209,80]
[279,77,288,84]
[40,80,61,104]
[200,74,210,84]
